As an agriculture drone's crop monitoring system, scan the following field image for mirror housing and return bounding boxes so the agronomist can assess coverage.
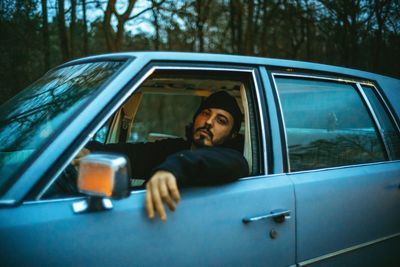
[77,153,130,199]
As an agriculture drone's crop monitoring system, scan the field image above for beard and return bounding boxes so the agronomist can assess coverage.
[192,126,213,148]
[192,135,208,148]
[192,125,233,148]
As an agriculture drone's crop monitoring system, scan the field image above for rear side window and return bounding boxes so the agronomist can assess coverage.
[274,77,386,172]
[362,85,400,159]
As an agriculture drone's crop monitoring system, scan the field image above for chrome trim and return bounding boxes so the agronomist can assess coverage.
[127,66,267,172]
[149,66,254,73]
[270,73,291,171]
[239,173,285,180]
[72,198,113,213]
[25,196,85,205]
[252,71,268,173]
[272,72,374,86]
[242,209,291,224]
[287,159,400,176]
[362,84,400,138]
[298,232,400,266]
[38,65,266,199]
[270,71,397,172]
[0,199,17,206]
[356,83,391,159]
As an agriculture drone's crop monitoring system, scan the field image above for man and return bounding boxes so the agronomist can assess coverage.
[79,91,249,221]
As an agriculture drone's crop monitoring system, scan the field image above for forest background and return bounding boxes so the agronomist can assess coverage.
[0,0,399,104]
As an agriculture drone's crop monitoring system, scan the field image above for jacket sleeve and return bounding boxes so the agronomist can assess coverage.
[152,147,249,186]
[85,139,185,180]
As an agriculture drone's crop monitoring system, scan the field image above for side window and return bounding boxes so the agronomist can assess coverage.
[42,68,262,199]
[99,69,261,183]
[128,94,200,143]
[362,85,400,159]
[274,76,386,172]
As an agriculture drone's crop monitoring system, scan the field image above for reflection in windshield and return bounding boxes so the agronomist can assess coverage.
[0,61,125,189]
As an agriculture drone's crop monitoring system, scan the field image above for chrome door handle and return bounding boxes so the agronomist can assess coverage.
[242,209,291,224]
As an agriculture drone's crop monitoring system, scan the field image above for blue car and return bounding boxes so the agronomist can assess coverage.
[0,52,399,266]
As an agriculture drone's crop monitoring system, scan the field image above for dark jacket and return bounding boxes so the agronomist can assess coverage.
[87,137,249,187]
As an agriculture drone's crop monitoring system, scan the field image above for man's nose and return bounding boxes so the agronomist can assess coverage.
[205,115,215,126]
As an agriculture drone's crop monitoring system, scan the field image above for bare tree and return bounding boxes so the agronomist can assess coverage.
[372,0,392,71]
[103,0,166,51]
[82,0,89,55]
[41,0,50,70]
[229,0,243,53]
[103,0,136,51]
[194,0,212,52]
[244,0,254,54]
[57,0,70,61]
[318,0,372,67]
[70,0,77,57]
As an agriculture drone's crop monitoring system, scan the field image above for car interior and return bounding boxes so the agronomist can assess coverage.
[44,69,259,198]
[97,70,254,187]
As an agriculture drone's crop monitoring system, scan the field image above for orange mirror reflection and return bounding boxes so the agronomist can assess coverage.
[78,162,114,197]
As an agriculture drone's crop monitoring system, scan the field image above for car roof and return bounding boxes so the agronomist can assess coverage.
[62,52,400,116]
[64,51,398,81]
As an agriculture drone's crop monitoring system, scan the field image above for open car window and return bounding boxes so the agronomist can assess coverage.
[42,67,261,199]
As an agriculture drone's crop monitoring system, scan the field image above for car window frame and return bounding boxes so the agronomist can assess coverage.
[270,71,399,173]
[32,62,269,201]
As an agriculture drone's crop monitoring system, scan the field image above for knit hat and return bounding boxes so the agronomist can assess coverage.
[194,91,243,133]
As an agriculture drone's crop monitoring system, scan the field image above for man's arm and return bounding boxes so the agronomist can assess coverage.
[153,147,249,186]
[145,147,248,221]
[84,139,187,180]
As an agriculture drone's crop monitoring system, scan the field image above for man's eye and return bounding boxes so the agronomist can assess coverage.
[216,117,228,125]
[201,110,210,116]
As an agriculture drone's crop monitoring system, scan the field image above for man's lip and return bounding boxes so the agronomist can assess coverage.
[197,129,211,137]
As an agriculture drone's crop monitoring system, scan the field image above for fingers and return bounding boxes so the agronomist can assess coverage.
[71,148,91,166]
[145,171,181,221]
[149,181,167,221]
[159,181,176,211]
[145,184,155,219]
[166,177,181,203]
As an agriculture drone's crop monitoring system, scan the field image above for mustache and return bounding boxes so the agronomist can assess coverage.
[194,126,213,139]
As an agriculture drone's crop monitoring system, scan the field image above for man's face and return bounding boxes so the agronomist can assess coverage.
[192,108,235,147]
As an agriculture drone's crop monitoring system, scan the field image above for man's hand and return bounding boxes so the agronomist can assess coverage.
[71,148,91,166]
[145,170,181,221]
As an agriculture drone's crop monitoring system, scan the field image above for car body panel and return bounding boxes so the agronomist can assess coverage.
[291,161,400,265]
[0,175,296,267]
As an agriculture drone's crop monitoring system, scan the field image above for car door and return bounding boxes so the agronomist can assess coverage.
[0,63,296,267]
[270,71,400,266]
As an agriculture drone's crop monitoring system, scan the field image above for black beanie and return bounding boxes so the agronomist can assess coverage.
[194,91,243,133]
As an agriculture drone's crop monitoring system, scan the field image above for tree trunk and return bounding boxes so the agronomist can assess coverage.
[57,0,70,61]
[229,0,237,53]
[41,0,50,70]
[373,0,391,71]
[103,0,116,51]
[151,0,160,50]
[195,0,204,52]
[103,0,136,52]
[70,0,76,57]
[245,0,254,54]
[82,0,89,55]
[236,2,243,54]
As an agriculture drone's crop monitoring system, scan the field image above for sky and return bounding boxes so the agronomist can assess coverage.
[44,0,155,35]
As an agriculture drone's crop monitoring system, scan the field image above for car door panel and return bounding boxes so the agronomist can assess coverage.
[292,161,400,266]
[0,175,295,267]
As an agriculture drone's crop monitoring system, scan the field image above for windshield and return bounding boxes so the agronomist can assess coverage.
[0,60,125,189]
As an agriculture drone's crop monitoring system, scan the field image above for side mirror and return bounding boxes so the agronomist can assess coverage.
[73,153,130,214]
